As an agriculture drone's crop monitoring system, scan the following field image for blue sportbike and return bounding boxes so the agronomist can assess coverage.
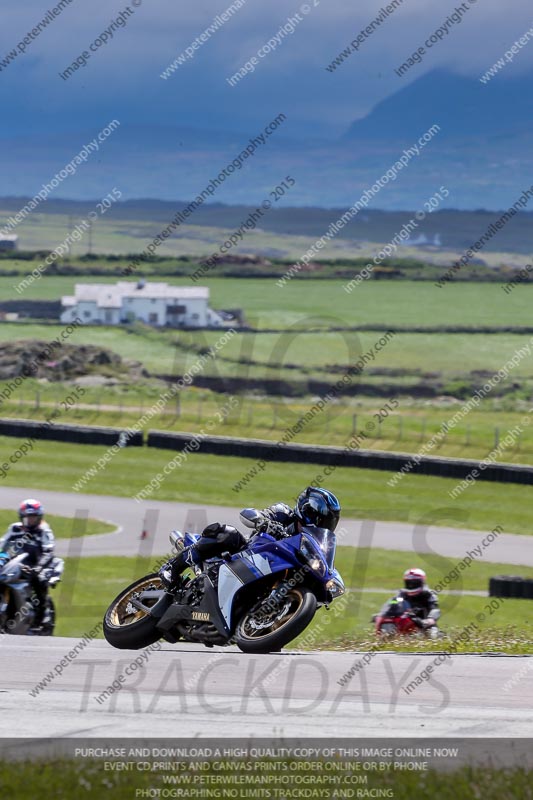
[103,513,345,654]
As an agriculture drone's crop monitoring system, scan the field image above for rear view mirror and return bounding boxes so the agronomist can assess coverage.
[239,508,265,529]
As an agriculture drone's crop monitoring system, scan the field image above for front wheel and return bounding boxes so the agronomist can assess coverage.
[235,587,317,654]
[103,574,165,650]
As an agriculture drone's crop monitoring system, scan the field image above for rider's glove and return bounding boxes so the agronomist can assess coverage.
[36,567,50,584]
[264,520,286,538]
[0,552,9,567]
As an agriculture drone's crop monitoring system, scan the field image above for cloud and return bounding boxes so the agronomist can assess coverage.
[2,0,533,141]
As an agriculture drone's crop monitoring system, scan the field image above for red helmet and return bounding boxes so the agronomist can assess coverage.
[403,567,426,596]
[19,498,44,529]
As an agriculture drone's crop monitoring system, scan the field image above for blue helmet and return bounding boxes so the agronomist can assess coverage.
[295,487,340,531]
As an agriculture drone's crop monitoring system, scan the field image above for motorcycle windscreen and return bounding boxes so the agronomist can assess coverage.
[301,526,336,570]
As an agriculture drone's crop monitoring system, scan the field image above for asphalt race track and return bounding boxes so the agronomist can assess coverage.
[1,486,532,565]
[1,637,531,738]
[0,486,532,740]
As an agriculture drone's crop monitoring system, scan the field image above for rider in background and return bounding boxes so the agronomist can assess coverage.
[398,567,441,632]
[162,486,341,587]
[0,499,61,630]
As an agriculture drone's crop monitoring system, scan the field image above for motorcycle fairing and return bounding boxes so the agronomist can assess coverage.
[217,540,297,628]
[157,574,230,638]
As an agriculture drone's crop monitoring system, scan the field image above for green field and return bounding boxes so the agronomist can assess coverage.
[0,437,530,535]
[2,318,533,384]
[2,389,533,465]
[2,275,533,329]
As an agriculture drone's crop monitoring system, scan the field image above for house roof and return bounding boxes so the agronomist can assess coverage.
[61,281,209,308]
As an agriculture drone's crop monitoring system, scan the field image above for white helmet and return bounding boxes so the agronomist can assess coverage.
[403,567,426,596]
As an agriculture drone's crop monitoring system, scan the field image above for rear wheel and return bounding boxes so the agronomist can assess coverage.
[235,587,316,654]
[103,574,165,650]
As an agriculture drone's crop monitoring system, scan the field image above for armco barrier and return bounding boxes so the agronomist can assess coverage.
[0,418,143,447]
[146,430,533,486]
[1,419,532,487]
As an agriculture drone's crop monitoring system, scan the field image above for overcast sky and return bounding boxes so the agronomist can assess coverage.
[2,0,533,141]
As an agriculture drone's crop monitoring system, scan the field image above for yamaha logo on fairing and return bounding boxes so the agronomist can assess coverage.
[192,611,210,621]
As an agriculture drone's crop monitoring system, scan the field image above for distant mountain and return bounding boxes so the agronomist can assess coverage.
[345,69,533,144]
[1,70,533,210]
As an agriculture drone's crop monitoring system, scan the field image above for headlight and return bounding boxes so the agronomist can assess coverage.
[300,538,326,576]
[325,577,345,598]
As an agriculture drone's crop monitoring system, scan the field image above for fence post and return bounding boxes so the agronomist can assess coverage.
[494,427,500,450]
[35,391,40,411]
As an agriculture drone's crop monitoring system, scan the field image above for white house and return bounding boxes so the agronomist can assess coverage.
[60,281,227,328]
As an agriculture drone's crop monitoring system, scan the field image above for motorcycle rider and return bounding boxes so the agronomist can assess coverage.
[0,499,61,630]
[162,486,341,588]
[398,568,441,633]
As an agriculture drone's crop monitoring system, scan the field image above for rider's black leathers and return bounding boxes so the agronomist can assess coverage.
[398,588,440,627]
[167,502,297,585]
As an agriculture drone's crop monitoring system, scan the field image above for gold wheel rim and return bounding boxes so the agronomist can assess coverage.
[110,576,163,627]
[240,588,304,640]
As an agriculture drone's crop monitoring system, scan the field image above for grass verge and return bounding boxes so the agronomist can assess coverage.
[0,436,532,535]
[52,552,533,654]
[0,758,530,799]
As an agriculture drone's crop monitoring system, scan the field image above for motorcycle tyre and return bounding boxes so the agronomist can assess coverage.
[235,587,316,655]
[103,574,164,650]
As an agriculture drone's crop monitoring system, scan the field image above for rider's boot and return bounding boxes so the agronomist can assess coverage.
[159,547,200,589]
